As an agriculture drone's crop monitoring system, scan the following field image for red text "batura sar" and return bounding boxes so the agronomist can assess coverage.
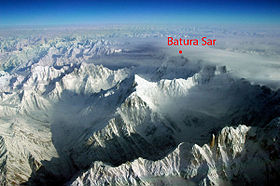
[168,37,216,46]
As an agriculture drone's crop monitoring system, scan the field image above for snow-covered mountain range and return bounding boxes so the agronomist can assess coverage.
[0,25,279,185]
[71,120,280,186]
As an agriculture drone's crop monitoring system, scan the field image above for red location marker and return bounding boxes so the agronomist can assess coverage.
[179,50,182,54]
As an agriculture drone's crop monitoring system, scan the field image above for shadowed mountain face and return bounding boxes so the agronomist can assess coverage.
[0,26,280,185]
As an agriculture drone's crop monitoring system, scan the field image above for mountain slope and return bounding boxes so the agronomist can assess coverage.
[0,62,279,185]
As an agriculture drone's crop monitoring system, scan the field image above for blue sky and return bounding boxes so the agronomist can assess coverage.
[0,0,280,26]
